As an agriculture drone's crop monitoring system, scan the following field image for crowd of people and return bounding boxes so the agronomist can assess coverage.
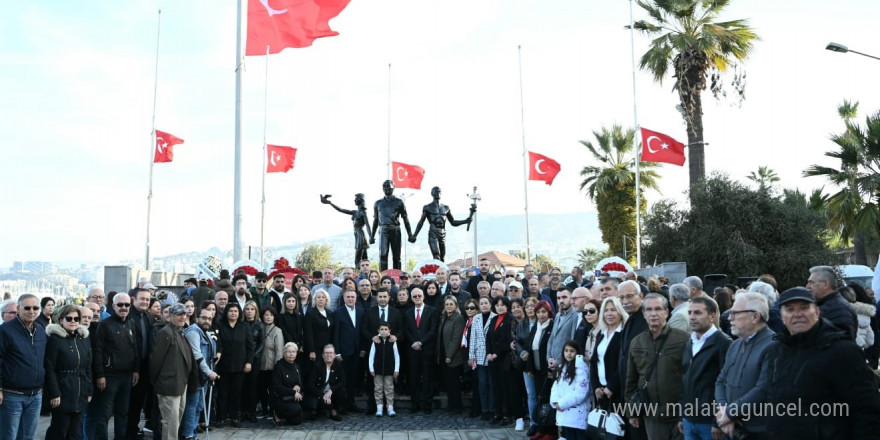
[1,259,880,440]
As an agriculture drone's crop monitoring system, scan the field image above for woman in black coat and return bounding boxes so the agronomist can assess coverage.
[270,342,305,425]
[302,290,335,364]
[241,301,265,422]
[215,303,255,427]
[44,305,92,440]
[590,297,628,409]
[485,296,516,425]
[523,301,555,437]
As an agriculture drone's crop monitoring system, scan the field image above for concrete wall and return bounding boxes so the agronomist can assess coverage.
[635,262,687,285]
[104,266,192,294]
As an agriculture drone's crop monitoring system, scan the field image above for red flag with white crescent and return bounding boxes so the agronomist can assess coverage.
[246,0,351,55]
[528,151,561,185]
[266,145,297,173]
[640,127,686,166]
[153,130,184,163]
[391,161,425,189]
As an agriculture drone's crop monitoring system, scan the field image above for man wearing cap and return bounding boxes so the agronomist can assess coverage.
[150,304,197,440]
[506,281,524,301]
[765,287,880,439]
[806,265,857,339]
[398,272,411,290]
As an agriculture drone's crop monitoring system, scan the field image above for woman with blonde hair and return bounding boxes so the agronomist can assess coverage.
[590,296,629,408]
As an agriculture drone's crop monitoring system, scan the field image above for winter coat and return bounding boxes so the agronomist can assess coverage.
[215,320,255,373]
[245,319,265,365]
[260,323,285,371]
[766,318,880,440]
[816,291,857,339]
[624,325,689,421]
[149,323,197,396]
[44,324,92,413]
[92,313,140,376]
[468,312,495,366]
[550,355,591,430]
[851,301,876,350]
[714,325,775,435]
[437,311,466,367]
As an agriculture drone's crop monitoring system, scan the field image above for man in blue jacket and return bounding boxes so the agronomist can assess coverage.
[0,294,48,440]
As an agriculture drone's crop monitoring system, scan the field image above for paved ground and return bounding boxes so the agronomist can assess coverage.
[34,412,529,439]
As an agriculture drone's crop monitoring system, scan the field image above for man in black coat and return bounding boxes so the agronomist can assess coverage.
[766,288,880,440]
[333,290,365,413]
[680,297,731,440]
[806,265,857,339]
[402,288,439,413]
[465,258,494,297]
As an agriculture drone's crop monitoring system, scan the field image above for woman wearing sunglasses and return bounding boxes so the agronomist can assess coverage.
[44,304,92,440]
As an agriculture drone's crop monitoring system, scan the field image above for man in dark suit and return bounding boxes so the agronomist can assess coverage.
[361,288,403,414]
[402,288,439,413]
[333,290,365,413]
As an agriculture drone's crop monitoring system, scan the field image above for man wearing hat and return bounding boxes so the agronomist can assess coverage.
[765,287,880,439]
[150,303,197,440]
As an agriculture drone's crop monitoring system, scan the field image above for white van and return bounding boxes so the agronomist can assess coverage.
[840,264,874,288]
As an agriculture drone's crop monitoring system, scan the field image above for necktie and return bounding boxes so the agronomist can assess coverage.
[416,308,421,328]
[380,308,386,321]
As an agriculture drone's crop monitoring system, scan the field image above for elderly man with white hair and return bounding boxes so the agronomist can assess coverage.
[1,300,18,323]
[682,276,708,299]
[666,283,691,332]
[748,281,784,333]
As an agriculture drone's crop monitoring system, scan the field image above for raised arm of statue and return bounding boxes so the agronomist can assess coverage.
[320,194,355,216]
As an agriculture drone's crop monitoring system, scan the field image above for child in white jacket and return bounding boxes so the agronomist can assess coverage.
[550,340,591,440]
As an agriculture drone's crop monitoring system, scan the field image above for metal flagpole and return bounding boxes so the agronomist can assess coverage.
[233,0,246,262]
[260,45,269,268]
[517,45,532,265]
[145,9,161,271]
[629,0,642,268]
[468,186,481,265]
[386,63,391,180]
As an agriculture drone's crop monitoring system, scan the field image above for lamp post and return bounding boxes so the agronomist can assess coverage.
[826,42,880,61]
[622,235,636,261]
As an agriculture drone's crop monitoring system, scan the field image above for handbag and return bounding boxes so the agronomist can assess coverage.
[627,333,667,414]
[587,399,625,440]
[535,402,556,427]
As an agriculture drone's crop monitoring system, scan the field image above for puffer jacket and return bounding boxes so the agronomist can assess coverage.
[45,324,92,413]
[549,355,591,430]
[766,318,880,440]
[851,301,876,350]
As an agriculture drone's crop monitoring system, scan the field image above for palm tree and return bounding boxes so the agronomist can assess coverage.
[803,100,880,265]
[746,166,780,193]
[633,0,758,190]
[579,124,660,258]
[577,247,605,271]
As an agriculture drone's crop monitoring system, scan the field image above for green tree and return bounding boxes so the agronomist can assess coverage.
[642,173,834,290]
[406,258,417,272]
[579,124,660,258]
[533,254,558,272]
[804,100,880,265]
[577,247,606,271]
[512,250,527,261]
[294,244,333,274]
[746,166,780,194]
[633,0,758,189]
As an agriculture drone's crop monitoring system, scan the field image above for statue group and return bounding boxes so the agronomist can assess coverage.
[321,181,476,271]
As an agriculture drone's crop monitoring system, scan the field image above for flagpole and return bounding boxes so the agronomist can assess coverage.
[386,63,391,180]
[233,0,246,263]
[517,45,532,265]
[629,0,642,268]
[145,9,161,271]
[260,45,269,268]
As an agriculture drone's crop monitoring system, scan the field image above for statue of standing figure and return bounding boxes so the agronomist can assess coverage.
[370,180,413,271]
[320,193,371,267]
[410,186,475,262]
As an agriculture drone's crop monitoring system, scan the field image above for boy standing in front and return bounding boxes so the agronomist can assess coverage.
[369,322,399,417]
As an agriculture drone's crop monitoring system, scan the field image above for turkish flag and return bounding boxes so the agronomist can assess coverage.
[153,130,184,163]
[640,128,686,166]
[246,0,351,55]
[266,145,297,173]
[528,151,561,185]
[391,161,425,189]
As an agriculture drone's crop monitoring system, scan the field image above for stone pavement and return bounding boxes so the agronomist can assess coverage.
[34,412,527,440]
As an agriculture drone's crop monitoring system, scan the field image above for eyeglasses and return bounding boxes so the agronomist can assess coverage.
[63,316,81,323]
[465,306,477,310]
[115,303,131,308]
[728,309,757,318]
[90,296,105,300]
[21,306,39,311]
[584,309,598,314]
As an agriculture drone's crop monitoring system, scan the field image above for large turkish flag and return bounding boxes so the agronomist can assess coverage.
[640,127,686,166]
[246,0,351,55]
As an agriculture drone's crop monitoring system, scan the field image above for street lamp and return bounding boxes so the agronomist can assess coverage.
[826,42,880,61]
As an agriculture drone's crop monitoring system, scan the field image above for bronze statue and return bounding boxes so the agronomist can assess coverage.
[320,193,370,266]
[410,186,475,262]
[370,180,413,271]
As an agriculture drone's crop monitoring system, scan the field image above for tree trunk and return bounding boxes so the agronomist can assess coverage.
[681,69,706,192]
[853,231,868,265]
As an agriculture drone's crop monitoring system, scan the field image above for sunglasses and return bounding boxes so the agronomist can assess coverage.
[584,309,598,314]
[22,306,40,311]
[257,279,268,283]
[506,275,515,278]
[465,306,477,310]
[115,303,131,308]
[64,316,81,323]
